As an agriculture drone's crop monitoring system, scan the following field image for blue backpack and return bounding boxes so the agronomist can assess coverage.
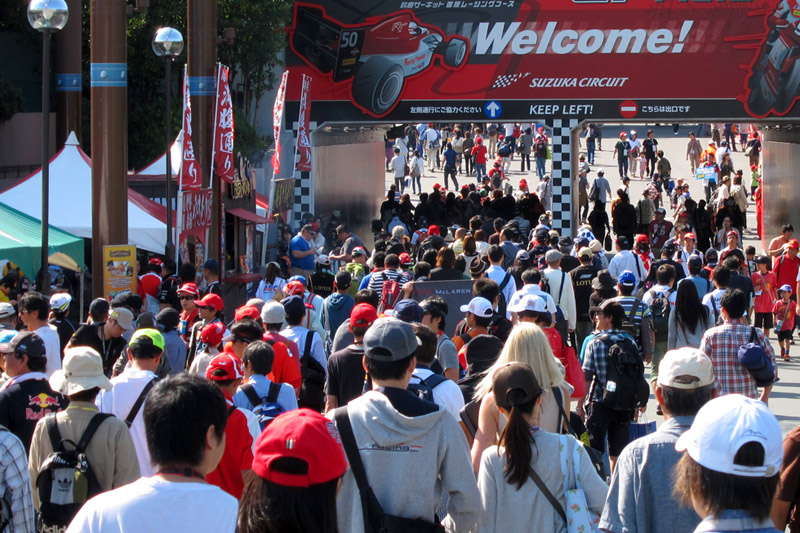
[737,327,775,387]
[241,382,284,430]
[407,373,447,403]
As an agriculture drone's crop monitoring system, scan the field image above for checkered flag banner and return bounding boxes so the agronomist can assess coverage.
[492,73,529,88]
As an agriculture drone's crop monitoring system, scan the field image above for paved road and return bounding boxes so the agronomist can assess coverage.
[386,124,799,436]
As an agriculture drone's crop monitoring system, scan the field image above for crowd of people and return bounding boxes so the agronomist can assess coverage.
[0,121,796,533]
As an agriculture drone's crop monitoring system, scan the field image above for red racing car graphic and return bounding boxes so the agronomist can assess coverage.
[289,4,470,117]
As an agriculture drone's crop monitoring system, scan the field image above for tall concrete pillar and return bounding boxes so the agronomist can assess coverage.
[54,0,82,147]
[187,0,219,262]
[90,0,128,296]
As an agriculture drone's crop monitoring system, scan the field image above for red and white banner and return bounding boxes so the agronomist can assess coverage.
[178,188,214,268]
[212,64,235,184]
[295,74,312,172]
[272,70,289,176]
[180,65,201,191]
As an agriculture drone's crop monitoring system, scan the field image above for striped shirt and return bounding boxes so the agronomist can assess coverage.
[367,269,410,298]
[0,425,34,532]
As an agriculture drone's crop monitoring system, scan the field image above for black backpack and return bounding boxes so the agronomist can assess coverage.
[595,334,649,411]
[647,288,675,337]
[36,413,114,531]
[407,373,448,404]
[299,332,326,412]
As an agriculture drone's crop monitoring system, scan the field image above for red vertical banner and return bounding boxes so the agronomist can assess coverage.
[180,65,201,191]
[272,70,289,176]
[212,64,235,184]
[296,74,312,172]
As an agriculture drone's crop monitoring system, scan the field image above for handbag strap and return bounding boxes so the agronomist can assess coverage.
[527,467,566,523]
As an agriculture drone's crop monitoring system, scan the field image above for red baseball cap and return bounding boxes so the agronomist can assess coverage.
[252,409,346,487]
[788,239,800,250]
[177,283,199,296]
[284,280,305,296]
[200,322,225,347]
[684,232,696,240]
[205,353,244,381]
[350,303,378,328]
[398,253,412,265]
[149,257,164,267]
[726,231,739,239]
[635,234,649,244]
[196,293,224,311]
[519,178,528,188]
[234,306,261,322]
[427,225,440,236]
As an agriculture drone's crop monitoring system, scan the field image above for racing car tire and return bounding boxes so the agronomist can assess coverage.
[776,61,800,113]
[352,56,404,116]
[444,37,468,68]
[747,83,774,116]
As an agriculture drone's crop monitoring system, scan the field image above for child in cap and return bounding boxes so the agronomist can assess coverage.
[238,409,346,533]
[773,285,796,361]
[205,353,254,499]
[188,322,225,376]
[674,394,783,532]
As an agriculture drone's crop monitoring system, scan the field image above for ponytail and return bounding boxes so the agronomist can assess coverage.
[498,396,538,490]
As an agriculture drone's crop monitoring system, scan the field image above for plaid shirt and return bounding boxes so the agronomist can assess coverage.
[0,425,35,532]
[583,329,637,402]
[699,319,777,399]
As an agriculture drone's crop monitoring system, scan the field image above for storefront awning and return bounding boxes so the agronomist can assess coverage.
[227,207,270,224]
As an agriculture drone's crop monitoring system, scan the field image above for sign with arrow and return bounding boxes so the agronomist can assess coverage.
[484,101,502,119]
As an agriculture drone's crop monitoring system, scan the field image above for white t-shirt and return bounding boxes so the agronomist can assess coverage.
[66,476,238,533]
[410,368,465,421]
[280,326,327,376]
[97,369,158,476]
[702,288,726,320]
[642,284,677,309]
[255,277,286,301]
[391,154,406,178]
[35,325,61,376]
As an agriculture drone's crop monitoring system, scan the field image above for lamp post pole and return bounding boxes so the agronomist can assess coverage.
[28,0,69,296]
[153,27,184,262]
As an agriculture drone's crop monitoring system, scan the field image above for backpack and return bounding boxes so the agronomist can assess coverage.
[410,161,420,178]
[589,180,600,202]
[709,294,723,325]
[647,288,675,337]
[738,327,776,387]
[241,382,284,430]
[534,137,547,156]
[36,413,114,531]
[299,332,326,412]
[620,299,643,342]
[596,334,649,411]
[496,272,513,318]
[407,373,448,404]
[378,273,401,314]
[498,143,511,157]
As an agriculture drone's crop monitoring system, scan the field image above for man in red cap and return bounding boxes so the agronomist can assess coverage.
[205,353,254,499]
[324,304,377,412]
[186,293,226,371]
[176,283,200,341]
[770,239,800,294]
[675,232,702,277]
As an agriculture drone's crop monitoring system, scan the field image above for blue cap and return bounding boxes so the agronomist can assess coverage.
[389,299,424,323]
[618,270,636,287]
[202,259,219,273]
[288,275,306,285]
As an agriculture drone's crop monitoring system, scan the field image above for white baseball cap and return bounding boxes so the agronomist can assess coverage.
[675,394,782,477]
[50,293,72,313]
[459,297,494,318]
[261,301,285,324]
[0,302,15,318]
[657,347,714,389]
[508,295,547,314]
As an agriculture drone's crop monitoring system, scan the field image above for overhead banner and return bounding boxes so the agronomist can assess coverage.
[212,63,235,184]
[103,244,137,300]
[178,189,213,272]
[296,74,313,172]
[408,280,473,338]
[286,0,798,120]
[180,65,201,191]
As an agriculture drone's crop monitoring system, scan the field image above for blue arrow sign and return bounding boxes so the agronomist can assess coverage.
[484,101,502,119]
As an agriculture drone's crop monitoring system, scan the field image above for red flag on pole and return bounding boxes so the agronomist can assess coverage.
[212,64,235,184]
[180,65,201,191]
[272,70,289,176]
[296,74,312,172]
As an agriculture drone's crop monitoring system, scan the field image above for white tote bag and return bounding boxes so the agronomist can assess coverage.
[559,435,601,533]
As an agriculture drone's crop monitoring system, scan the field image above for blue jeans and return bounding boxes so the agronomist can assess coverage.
[617,157,628,178]
[475,163,486,181]
[535,156,546,179]
[586,139,595,164]
[412,175,421,193]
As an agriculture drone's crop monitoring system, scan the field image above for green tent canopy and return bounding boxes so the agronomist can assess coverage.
[0,202,84,279]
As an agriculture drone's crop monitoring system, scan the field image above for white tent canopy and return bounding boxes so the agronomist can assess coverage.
[0,132,168,253]
[136,130,182,176]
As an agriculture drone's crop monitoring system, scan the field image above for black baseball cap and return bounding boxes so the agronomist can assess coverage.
[0,331,46,361]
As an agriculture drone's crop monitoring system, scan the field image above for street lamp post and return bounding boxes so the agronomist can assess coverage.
[28,0,68,296]
[152,27,184,261]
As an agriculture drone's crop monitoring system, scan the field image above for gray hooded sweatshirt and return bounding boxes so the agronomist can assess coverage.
[332,390,480,533]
